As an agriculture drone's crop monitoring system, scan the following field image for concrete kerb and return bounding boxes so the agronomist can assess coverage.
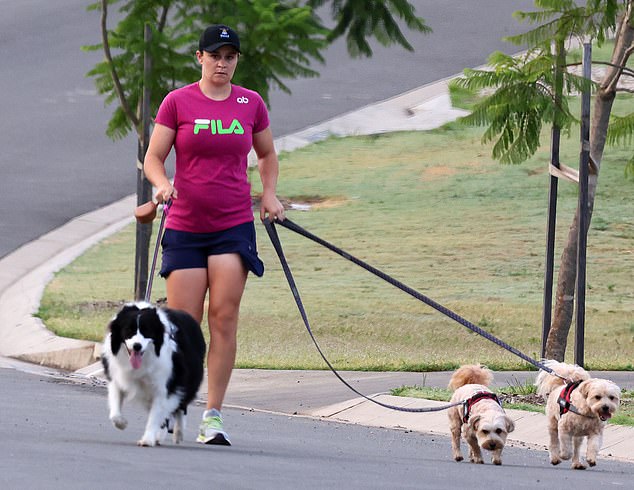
[0,195,136,370]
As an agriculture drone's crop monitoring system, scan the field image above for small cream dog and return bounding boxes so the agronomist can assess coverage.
[447,365,515,465]
[536,359,621,469]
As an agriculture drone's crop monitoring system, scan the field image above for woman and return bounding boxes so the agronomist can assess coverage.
[144,24,285,445]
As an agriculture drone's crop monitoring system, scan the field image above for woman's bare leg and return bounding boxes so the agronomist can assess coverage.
[205,253,248,410]
[165,268,208,323]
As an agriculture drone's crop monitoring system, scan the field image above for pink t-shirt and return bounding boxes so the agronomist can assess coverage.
[154,82,269,233]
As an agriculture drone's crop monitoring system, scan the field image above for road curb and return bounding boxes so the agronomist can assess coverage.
[0,196,135,370]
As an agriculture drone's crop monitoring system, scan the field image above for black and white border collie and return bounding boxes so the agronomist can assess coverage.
[101,301,205,446]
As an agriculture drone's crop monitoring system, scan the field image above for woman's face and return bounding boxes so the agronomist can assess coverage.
[197,45,239,85]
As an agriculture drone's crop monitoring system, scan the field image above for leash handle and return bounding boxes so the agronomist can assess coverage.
[144,199,171,303]
[266,217,565,380]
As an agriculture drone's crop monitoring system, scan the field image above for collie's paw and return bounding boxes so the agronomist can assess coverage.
[172,427,184,444]
[110,415,128,430]
[137,438,159,447]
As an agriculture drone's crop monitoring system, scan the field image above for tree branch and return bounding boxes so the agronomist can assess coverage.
[566,60,634,78]
[624,44,634,64]
[100,0,140,134]
[535,80,555,100]
[158,4,169,32]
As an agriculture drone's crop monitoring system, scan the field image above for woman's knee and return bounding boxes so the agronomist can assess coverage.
[207,304,239,337]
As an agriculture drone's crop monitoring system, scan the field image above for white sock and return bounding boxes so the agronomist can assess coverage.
[203,408,222,419]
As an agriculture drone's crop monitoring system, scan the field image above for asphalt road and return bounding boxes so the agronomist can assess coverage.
[0,0,536,259]
[2,368,633,489]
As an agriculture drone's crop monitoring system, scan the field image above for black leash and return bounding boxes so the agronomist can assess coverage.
[144,200,171,303]
[263,217,567,407]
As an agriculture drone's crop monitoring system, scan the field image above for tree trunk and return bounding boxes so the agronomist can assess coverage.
[544,7,633,360]
[134,140,153,301]
[134,24,154,301]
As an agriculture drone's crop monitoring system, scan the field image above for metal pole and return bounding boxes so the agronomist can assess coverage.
[574,42,592,367]
[541,39,565,358]
[541,128,559,357]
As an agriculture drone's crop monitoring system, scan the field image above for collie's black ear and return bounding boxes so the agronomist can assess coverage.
[108,304,139,355]
[153,315,163,357]
[146,308,164,357]
[107,316,123,356]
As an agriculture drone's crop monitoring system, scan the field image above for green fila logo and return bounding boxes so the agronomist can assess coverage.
[193,119,244,135]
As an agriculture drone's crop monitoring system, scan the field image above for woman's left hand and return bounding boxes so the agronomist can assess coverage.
[260,193,285,222]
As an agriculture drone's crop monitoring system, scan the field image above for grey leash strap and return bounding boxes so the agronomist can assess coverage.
[263,218,463,414]
[264,218,566,382]
[144,199,171,303]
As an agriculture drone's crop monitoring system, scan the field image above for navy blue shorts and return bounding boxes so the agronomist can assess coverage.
[159,221,264,278]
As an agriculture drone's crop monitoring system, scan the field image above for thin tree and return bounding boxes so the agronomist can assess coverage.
[450,0,634,360]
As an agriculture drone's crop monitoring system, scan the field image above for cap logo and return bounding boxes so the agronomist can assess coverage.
[220,28,230,39]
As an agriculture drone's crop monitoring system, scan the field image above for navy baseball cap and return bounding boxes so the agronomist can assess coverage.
[199,24,241,53]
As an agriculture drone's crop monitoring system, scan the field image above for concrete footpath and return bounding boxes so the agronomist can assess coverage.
[1,76,633,464]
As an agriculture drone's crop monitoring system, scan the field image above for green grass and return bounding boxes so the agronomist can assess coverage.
[390,386,634,426]
[390,385,545,413]
[38,94,634,372]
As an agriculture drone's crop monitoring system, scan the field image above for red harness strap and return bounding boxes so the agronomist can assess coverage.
[462,392,502,423]
[557,380,582,415]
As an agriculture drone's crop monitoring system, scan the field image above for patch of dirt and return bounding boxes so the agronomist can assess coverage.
[527,167,547,176]
[421,166,457,181]
[420,161,493,182]
[77,300,127,313]
[48,373,108,392]
[77,298,169,312]
[252,194,347,211]
[498,393,546,406]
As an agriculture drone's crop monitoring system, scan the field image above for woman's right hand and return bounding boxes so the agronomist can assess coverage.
[155,183,178,204]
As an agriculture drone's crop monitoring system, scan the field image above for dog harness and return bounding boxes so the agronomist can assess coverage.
[557,380,583,416]
[462,392,502,423]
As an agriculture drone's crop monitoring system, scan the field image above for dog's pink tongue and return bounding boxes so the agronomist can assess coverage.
[130,351,143,370]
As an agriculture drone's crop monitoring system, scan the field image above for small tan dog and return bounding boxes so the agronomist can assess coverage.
[447,365,515,465]
[535,359,621,470]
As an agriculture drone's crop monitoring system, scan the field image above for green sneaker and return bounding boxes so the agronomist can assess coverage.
[197,409,231,445]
